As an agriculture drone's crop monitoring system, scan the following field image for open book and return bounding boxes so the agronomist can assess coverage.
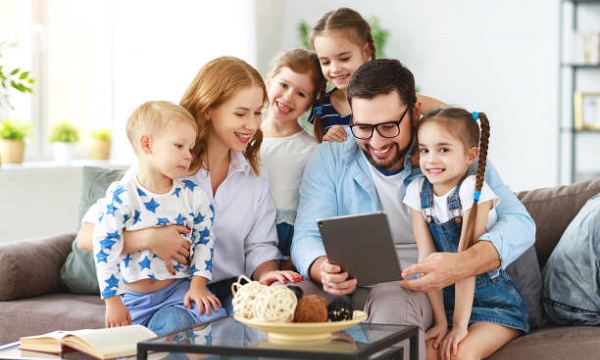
[19,325,156,359]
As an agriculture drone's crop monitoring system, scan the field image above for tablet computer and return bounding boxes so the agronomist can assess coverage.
[317,212,402,286]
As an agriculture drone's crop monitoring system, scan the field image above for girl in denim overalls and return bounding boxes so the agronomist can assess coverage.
[403,108,529,359]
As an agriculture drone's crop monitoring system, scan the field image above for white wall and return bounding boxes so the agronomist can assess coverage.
[256,0,563,191]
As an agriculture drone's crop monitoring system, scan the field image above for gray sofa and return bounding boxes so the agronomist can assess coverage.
[1,178,599,359]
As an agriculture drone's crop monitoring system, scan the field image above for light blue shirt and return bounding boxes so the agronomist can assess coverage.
[291,130,536,280]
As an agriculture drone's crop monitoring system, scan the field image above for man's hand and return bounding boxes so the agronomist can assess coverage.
[320,259,357,296]
[401,252,461,292]
[402,241,500,292]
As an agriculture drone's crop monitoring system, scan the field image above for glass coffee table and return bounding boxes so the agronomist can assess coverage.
[138,316,419,360]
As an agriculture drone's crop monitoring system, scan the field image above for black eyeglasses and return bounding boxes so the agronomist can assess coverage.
[349,104,412,140]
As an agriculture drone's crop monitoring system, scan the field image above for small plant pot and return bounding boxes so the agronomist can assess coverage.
[0,139,26,164]
[89,139,111,160]
[52,142,76,164]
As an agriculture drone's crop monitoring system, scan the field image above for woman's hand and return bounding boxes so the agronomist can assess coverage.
[322,125,347,142]
[130,225,191,275]
[257,270,304,286]
[320,259,357,296]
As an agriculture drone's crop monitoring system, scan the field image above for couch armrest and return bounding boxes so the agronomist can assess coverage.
[0,233,76,301]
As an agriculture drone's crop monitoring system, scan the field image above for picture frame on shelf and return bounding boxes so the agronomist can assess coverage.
[574,92,600,130]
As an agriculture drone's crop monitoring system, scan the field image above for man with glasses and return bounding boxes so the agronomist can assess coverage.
[291,59,535,348]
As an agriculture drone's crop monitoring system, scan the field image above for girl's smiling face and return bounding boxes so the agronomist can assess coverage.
[418,121,479,195]
[267,66,316,123]
[207,86,265,153]
[313,29,371,91]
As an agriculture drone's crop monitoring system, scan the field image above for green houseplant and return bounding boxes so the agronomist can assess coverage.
[89,128,112,160]
[0,119,31,164]
[50,121,80,143]
[49,121,80,164]
[0,42,35,112]
[1,43,36,165]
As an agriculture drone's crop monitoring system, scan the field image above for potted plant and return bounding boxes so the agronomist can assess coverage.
[1,42,35,165]
[1,42,35,115]
[49,121,80,164]
[0,119,31,164]
[89,128,112,160]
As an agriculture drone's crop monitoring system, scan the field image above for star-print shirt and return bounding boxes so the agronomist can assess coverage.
[92,177,215,299]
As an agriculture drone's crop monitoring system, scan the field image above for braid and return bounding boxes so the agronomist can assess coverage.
[313,116,325,142]
[312,79,328,142]
[460,112,490,251]
[476,113,490,193]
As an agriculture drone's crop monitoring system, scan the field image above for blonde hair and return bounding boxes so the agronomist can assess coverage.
[180,56,267,175]
[126,100,197,155]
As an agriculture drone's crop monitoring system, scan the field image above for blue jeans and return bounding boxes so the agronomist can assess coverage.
[276,222,294,256]
[542,194,600,325]
[146,277,236,334]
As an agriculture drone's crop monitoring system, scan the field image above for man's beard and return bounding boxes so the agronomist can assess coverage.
[361,142,410,173]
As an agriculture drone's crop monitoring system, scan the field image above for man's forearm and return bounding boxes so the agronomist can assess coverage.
[459,240,500,278]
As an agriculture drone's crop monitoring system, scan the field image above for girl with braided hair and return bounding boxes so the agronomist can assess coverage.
[403,107,529,359]
[260,48,327,270]
[306,7,444,143]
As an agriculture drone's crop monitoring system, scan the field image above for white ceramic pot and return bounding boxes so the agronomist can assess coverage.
[52,142,76,164]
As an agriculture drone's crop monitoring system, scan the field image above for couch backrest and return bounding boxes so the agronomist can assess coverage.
[516,177,600,270]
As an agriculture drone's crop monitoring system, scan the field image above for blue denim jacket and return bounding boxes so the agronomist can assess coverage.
[291,130,536,280]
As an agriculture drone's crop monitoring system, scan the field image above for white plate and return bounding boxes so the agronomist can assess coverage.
[234,310,367,343]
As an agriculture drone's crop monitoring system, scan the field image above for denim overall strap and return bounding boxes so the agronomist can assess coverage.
[447,177,466,225]
[421,178,465,253]
[419,179,434,223]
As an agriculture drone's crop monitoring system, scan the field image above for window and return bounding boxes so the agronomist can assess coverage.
[1,0,257,163]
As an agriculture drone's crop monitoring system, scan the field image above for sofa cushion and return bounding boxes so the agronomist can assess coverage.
[516,177,600,269]
[78,165,127,223]
[0,293,104,343]
[59,166,125,294]
[0,234,74,301]
[488,325,600,360]
[506,245,543,329]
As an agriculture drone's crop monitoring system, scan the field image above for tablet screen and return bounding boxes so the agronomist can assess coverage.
[318,212,402,286]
